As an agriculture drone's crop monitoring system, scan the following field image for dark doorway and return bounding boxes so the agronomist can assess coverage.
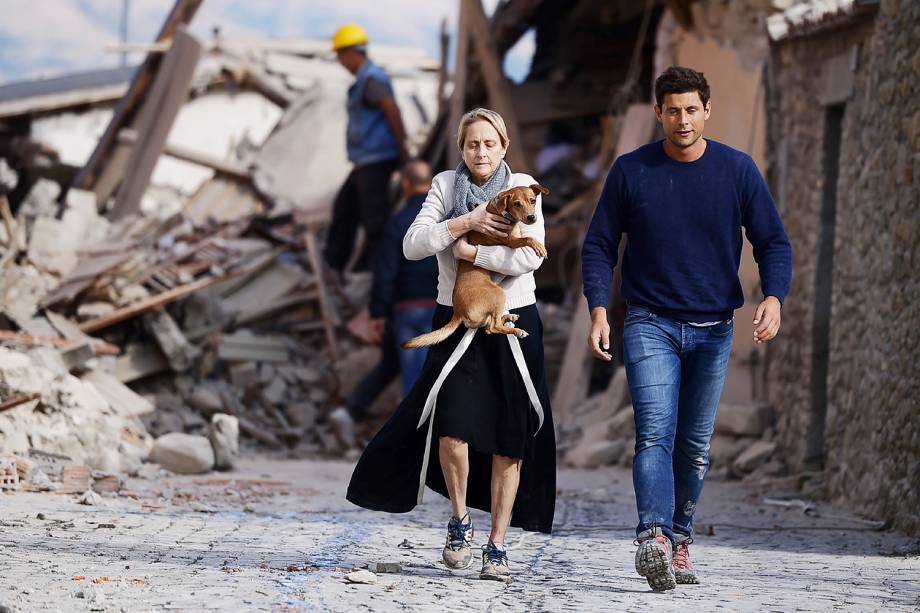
[806,104,845,469]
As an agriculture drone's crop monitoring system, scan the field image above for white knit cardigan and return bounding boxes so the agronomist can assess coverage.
[402,169,546,311]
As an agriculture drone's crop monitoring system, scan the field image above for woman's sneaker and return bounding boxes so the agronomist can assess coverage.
[634,527,676,591]
[479,541,512,582]
[442,513,474,569]
[672,535,699,584]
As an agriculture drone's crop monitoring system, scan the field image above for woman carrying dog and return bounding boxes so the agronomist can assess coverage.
[346,108,556,582]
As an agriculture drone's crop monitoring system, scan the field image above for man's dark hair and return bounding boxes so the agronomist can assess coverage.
[654,66,710,108]
[403,158,432,187]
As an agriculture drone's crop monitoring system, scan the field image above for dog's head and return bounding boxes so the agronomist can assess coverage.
[491,184,550,225]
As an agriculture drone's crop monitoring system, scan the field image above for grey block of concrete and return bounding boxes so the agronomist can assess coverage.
[151,433,215,474]
[208,414,239,470]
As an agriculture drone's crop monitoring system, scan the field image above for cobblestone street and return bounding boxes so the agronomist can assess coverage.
[1,457,918,612]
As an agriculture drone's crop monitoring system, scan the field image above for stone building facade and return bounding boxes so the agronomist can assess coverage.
[764,0,919,535]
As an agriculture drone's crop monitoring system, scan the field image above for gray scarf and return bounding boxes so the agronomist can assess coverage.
[449,160,511,219]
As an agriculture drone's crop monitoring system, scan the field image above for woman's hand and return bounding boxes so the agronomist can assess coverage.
[465,203,511,237]
[452,235,478,262]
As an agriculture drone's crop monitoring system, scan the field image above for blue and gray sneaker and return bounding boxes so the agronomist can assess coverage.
[442,513,474,569]
[480,540,512,582]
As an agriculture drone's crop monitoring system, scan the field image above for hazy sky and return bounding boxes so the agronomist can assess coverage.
[0,0,535,84]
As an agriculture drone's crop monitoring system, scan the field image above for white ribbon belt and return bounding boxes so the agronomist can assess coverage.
[415,323,545,504]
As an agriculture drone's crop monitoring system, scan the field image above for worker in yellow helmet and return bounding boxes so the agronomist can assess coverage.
[324,23,408,277]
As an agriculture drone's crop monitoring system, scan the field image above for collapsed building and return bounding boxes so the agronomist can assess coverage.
[0,0,439,484]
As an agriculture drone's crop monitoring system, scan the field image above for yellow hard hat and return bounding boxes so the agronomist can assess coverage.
[332,23,368,51]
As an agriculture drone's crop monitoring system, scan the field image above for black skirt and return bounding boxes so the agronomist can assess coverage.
[346,303,556,534]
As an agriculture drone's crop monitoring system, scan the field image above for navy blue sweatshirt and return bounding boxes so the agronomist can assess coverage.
[581,140,792,323]
[370,193,439,318]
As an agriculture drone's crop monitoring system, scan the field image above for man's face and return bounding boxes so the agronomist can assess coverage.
[655,91,711,149]
[336,49,362,74]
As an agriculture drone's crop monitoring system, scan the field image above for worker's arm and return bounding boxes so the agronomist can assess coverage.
[379,96,408,161]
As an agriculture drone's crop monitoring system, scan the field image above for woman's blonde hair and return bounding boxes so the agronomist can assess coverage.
[456,108,509,151]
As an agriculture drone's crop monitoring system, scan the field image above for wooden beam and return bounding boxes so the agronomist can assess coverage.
[447,0,471,169]
[303,228,339,361]
[0,393,41,413]
[0,330,120,355]
[79,271,240,333]
[465,0,531,173]
[437,18,450,119]
[108,27,203,220]
[117,128,251,180]
[552,105,656,422]
[72,0,202,193]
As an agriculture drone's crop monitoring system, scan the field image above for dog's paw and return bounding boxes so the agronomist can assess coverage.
[507,314,520,322]
[528,242,548,258]
[518,330,529,338]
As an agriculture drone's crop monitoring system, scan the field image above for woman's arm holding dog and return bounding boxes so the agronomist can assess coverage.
[472,194,546,276]
[403,177,455,261]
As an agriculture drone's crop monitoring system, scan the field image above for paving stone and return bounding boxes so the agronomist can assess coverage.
[0,458,915,612]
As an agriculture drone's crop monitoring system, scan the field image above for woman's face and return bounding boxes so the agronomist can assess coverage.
[461,120,507,184]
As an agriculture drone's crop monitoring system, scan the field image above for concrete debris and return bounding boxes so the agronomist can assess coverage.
[151,433,215,474]
[208,413,240,470]
[366,562,402,574]
[188,385,224,416]
[560,385,780,479]
[0,347,151,475]
[709,435,757,469]
[715,403,773,437]
[76,302,116,321]
[90,470,123,494]
[344,569,378,584]
[27,469,59,492]
[76,489,104,506]
[732,441,778,476]
[564,439,626,469]
[135,462,164,480]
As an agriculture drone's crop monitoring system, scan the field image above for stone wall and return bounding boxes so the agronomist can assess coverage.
[764,0,920,535]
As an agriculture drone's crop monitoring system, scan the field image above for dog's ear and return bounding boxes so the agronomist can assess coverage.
[496,192,512,214]
[529,183,550,197]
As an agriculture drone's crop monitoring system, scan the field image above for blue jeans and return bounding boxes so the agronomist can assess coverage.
[622,305,733,544]
[392,306,436,396]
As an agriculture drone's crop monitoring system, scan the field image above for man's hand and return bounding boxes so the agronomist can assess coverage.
[452,235,478,262]
[753,296,782,344]
[367,318,386,344]
[587,306,613,361]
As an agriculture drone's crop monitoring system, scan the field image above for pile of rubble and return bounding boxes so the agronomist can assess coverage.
[0,0,440,492]
[0,177,350,484]
[558,366,782,482]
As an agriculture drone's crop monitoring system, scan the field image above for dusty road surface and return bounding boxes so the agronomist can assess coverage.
[1,457,917,612]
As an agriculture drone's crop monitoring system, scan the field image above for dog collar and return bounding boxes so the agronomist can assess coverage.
[502,210,516,222]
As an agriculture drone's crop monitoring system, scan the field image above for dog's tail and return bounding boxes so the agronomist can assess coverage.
[402,313,463,348]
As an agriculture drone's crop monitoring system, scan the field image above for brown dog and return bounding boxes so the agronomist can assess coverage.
[403,184,549,348]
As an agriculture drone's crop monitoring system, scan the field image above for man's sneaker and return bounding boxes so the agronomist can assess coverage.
[634,527,676,591]
[442,513,474,569]
[479,541,512,582]
[328,406,356,449]
[673,535,699,584]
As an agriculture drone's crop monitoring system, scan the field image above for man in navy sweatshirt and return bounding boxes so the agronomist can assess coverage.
[581,66,792,591]
[329,159,438,449]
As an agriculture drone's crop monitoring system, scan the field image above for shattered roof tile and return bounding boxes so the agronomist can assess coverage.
[767,0,879,41]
